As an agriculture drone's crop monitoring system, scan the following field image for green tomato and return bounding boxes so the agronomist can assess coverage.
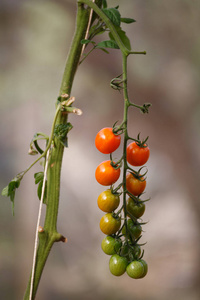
[126,198,145,218]
[138,259,148,278]
[122,219,142,240]
[126,260,144,279]
[101,236,122,255]
[109,254,128,276]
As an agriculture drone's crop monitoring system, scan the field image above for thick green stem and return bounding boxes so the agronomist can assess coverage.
[23,4,91,299]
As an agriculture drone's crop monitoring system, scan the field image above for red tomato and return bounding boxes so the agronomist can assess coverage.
[95,127,121,154]
[95,160,120,186]
[127,142,150,166]
[126,173,146,196]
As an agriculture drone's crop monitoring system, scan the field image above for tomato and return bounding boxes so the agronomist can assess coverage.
[126,173,146,196]
[100,213,121,235]
[126,260,144,279]
[101,236,122,255]
[97,189,120,212]
[138,259,148,278]
[95,160,120,186]
[126,197,145,218]
[109,254,128,276]
[122,219,142,240]
[127,142,150,166]
[95,127,121,154]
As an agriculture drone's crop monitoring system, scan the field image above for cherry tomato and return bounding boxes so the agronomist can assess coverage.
[122,219,142,240]
[126,197,145,218]
[95,160,120,186]
[126,260,144,279]
[97,189,120,212]
[138,259,148,278]
[109,254,128,276]
[100,213,121,235]
[126,173,146,196]
[95,127,121,154]
[101,236,122,255]
[127,142,150,166]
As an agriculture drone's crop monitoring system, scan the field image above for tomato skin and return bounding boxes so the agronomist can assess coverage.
[127,142,150,166]
[101,236,122,255]
[97,189,120,212]
[126,173,146,196]
[126,260,144,279]
[122,219,142,240]
[100,213,121,235]
[138,259,148,278]
[109,254,128,276]
[95,160,120,186]
[95,127,121,154]
[126,197,145,218]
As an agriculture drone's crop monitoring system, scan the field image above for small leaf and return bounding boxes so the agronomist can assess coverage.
[102,8,121,26]
[109,26,131,50]
[96,40,119,49]
[81,39,95,45]
[34,172,44,184]
[121,17,136,24]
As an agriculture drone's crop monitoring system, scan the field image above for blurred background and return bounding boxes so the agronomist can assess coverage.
[1,0,200,299]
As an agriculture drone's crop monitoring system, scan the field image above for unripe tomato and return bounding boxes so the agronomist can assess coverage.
[101,236,122,255]
[100,213,121,235]
[138,259,148,278]
[126,260,144,279]
[122,219,142,240]
[95,127,121,154]
[127,142,150,166]
[97,189,120,212]
[126,197,145,218]
[95,160,120,186]
[109,254,128,276]
[126,173,146,196]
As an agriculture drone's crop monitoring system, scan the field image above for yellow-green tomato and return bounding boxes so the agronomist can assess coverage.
[126,260,144,279]
[109,254,128,276]
[97,189,120,213]
[100,213,121,235]
[126,198,145,218]
[101,236,122,255]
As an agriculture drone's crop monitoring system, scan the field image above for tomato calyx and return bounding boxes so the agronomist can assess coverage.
[128,133,149,148]
[128,167,147,181]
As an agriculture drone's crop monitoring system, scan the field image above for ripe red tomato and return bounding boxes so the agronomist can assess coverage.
[99,213,121,235]
[127,142,150,166]
[126,260,145,279]
[95,160,120,186]
[126,173,146,196]
[109,254,128,276]
[101,236,122,255]
[97,189,120,212]
[126,197,145,219]
[95,127,121,154]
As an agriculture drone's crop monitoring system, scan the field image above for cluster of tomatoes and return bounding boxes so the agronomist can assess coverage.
[95,127,150,278]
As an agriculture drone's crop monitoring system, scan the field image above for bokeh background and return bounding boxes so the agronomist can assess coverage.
[1,0,200,299]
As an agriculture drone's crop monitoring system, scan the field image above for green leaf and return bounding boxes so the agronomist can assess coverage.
[96,40,119,49]
[34,172,44,184]
[121,17,136,24]
[81,39,95,45]
[98,47,109,54]
[102,8,121,26]
[37,180,47,204]
[109,26,131,50]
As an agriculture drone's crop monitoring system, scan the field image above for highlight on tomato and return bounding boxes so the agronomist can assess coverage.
[95,160,120,186]
[127,141,150,166]
[95,127,121,154]
[97,189,120,213]
[99,213,121,235]
[126,172,146,196]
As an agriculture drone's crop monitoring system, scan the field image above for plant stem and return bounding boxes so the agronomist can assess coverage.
[23,3,91,299]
